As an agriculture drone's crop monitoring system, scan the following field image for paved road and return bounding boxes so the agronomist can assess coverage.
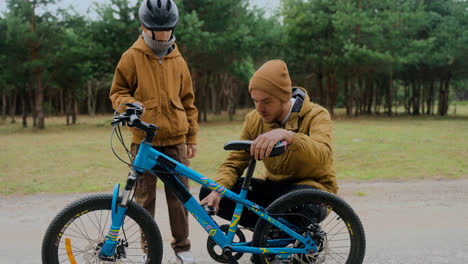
[1,179,467,263]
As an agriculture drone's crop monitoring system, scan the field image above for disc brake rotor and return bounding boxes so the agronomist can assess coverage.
[82,237,124,264]
[293,233,329,264]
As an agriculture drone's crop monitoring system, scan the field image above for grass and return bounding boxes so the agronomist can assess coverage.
[355,191,367,197]
[0,104,467,195]
[334,117,468,180]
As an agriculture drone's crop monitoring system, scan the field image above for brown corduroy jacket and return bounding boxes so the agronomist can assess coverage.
[110,36,198,146]
[214,87,338,194]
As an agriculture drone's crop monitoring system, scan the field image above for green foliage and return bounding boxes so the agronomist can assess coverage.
[0,0,467,119]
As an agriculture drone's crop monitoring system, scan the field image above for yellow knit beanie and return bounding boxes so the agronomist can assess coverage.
[248,60,292,102]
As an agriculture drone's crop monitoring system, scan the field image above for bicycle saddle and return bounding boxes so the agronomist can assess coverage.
[224,140,287,157]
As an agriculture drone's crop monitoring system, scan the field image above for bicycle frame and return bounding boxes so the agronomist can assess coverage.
[100,141,317,259]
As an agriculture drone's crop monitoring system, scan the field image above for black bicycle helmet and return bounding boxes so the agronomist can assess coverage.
[139,0,178,31]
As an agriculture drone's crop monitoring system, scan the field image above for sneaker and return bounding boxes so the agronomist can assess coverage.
[175,250,196,264]
[141,254,148,264]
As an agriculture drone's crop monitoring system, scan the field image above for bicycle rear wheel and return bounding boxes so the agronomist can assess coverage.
[252,189,366,264]
[42,194,163,264]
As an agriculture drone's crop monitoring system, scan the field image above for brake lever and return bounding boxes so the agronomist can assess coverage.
[125,102,138,107]
[111,118,122,126]
[125,104,143,116]
[111,114,130,126]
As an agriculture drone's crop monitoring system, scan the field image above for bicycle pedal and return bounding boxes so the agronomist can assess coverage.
[222,247,239,264]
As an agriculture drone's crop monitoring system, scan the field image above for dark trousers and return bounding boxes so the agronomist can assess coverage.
[199,178,325,228]
[131,143,191,253]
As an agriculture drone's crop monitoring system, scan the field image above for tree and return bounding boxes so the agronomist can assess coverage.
[0,16,8,122]
[5,0,64,129]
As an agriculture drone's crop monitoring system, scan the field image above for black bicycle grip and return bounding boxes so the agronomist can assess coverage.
[269,140,288,157]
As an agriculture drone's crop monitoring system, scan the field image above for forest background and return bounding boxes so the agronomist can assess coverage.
[0,0,467,195]
[1,0,468,129]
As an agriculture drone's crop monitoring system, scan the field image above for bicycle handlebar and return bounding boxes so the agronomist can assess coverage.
[113,102,287,158]
[112,103,159,143]
[224,140,287,158]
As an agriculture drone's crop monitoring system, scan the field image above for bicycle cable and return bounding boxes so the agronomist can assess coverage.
[110,105,173,176]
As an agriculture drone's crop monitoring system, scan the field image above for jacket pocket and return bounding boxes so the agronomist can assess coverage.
[168,97,189,135]
[140,98,158,122]
[141,98,158,110]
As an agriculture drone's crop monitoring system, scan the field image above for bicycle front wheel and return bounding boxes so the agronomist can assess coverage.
[42,194,163,264]
[252,189,366,264]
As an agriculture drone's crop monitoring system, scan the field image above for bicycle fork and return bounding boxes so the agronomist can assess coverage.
[99,171,138,259]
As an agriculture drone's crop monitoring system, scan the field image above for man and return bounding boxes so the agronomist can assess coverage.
[109,0,198,263]
[200,59,338,228]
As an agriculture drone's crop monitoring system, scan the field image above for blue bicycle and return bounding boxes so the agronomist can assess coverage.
[42,103,365,264]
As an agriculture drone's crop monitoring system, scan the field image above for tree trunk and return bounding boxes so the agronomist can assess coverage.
[203,73,210,122]
[72,97,78,124]
[191,70,203,123]
[404,84,411,114]
[353,0,361,116]
[66,91,71,125]
[422,80,426,115]
[355,76,362,116]
[344,77,351,116]
[29,92,37,127]
[325,71,335,115]
[59,87,64,115]
[387,70,393,116]
[317,72,325,106]
[87,81,95,117]
[366,78,372,114]
[34,73,45,128]
[374,79,380,114]
[227,76,236,121]
[211,73,219,114]
[349,78,355,118]
[31,2,45,129]
[430,79,435,115]
[438,79,444,116]
[1,90,6,121]
[330,70,337,116]
[411,79,420,115]
[445,78,450,115]
[10,92,17,124]
[22,92,28,128]
[427,79,434,115]
[438,77,451,116]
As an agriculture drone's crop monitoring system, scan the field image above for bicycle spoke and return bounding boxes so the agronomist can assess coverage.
[78,216,92,241]
[64,225,91,242]
[102,209,111,238]
[88,212,102,233]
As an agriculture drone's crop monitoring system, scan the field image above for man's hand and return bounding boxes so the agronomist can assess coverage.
[186,144,197,159]
[200,191,222,213]
[250,129,294,160]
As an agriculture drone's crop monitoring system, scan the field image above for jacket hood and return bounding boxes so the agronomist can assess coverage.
[130,35,181,59]
[291,87,314,117]
[261,87,315,130]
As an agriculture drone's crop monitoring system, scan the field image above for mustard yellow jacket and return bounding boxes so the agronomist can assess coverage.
[214,88,338,194]
[110,36,198,146]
